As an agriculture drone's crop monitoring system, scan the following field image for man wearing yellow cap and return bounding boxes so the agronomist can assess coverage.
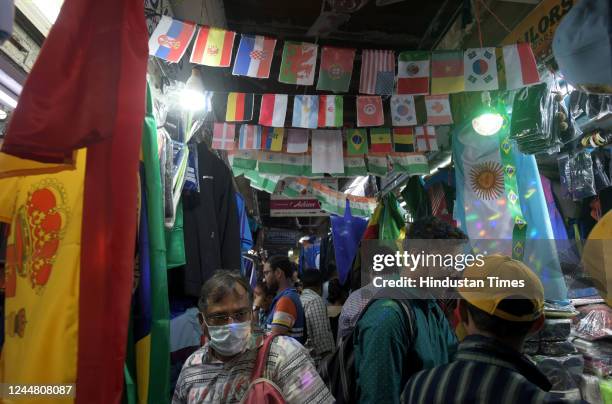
[401,255,586,404]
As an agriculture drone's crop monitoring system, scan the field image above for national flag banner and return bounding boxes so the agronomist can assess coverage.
[359,49,396,95]
[287,128,309,153]
[344,156,368,177]
[502,43,540,90]
[231,150,258,170]
[370,127,393,153]
[278,41,318,85]
[312,130,344,174]
[190,26,236,67]
[464,47,499,91]
[415,126,438,152]
[257,151,284,174]
[397,51,430,95]
[239,125,262,149]
[282,177,310,198]
[318,95,343,127]
[292,95,319,129]
[225,93,254,122]
[261,127,284,151]
[391,153,429,176]
[232,34,277,79]
[390,95,417,126]
[346,128,368,155]
[148,16,196,63]
[282,153,307,176]
[367,154,389,176]
[212,122,236,150]
[392,127,415,152]
[431,50,465,94]
[425,95,453,125]
[244,169,281,193]
[317,46,356,93]
[356,96,384,127]
[259,94,288,127]
[349,197,378,218]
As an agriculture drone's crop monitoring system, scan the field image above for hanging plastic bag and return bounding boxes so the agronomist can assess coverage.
[570,150,597,200]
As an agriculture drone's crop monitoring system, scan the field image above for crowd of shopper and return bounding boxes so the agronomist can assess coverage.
[172,217,586,404]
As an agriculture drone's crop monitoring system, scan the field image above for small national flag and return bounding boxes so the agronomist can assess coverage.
[367,154,389,176]
[312,130,344,174]
[282,153,307,176]
[232,34,277,79]
[239,125,262,149]
[148,16,196,63]
[343,156,368,177]
[502,43,540,90]
[370,128,393,153]
[360,50,396,95]
[225,93,254,122]
[357,96,384,127]
[257,152,284,174]
[391,154,430,176]
[390,95,417,126]
[231,150,258,170]
[279,41,318,85]
[292,95,319,129]
[318,95,343,127]
[393,127,414,152]
[346,128,368,155]
[317,47,355,93]
[464,47,499,91]
[425,95,453,125]
[212,123,236,150]
[431,50,464,95]
[261,127,284,151]
[397,51,430,95]
[415,126,438,152]
[190,26,236,67]
[287,129,309,153]
[259,94,288,127]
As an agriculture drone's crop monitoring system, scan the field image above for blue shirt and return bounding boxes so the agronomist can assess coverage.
[266,288,306,344]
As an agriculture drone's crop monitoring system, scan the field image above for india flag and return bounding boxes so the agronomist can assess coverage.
[257,151,284,174]
[282,153,306,177]
[318,95,343,128]
[367,154,389,177]
[390,153,429,176]
[231,150,258,170]
[343,156,368,177]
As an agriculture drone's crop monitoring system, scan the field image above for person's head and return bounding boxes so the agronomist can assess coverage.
[302,269,322,293]
[263,255,294,294]
[458,255,545,350]
[327,278,349,305]
[197,271,253,359]
[253,280,274,311]
[406,216,468,240]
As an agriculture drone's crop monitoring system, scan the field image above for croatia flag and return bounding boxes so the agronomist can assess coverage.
[148,16,196,63]
[232,35,277,79]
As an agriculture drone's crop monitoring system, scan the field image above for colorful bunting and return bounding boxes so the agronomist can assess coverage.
[278,41,318,85]
[148,16,196,63]
[424,95,453,125]
[317,46,355,93]
[367,154,389,176]
[502,43,540,90]
[312,130,344,174]
[391,95,417,126]
[292,95,319,129]
[212,123,235,150]
[239,125,262,150]
[392,127,415,152]
[346,128,369,155]
[397,51,430,95]
[287,129,309,153]
[415,126,438,152]
[370,128,393,153]
[318,95,343,127]
[343,155,368,177]
[225,92,254,122]
[259,94,288,127]
[232,34,277,79]
[360,50,396,95]
[464,47,499,91]
[190,26,236,67]
[357,96,384,127]
[391,154,430,176]
[261,127,284,151]
[431,50,464,94]
[257,151,284,174]
[282,153,307,176]
[231,150,258,170]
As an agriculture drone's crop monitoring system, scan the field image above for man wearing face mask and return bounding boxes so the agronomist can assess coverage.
[172,270,333,403]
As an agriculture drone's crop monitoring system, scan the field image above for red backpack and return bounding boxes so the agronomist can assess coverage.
[240,334,286,404]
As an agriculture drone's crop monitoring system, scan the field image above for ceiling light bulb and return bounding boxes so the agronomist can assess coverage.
[181,68,207,111]
[0,109,7,120]
[472,112,504,136]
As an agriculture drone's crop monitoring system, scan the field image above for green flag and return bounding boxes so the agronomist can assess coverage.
[379,192,405,240]
[347,128,369,155]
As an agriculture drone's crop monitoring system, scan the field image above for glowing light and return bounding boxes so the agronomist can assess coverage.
[181,68,207,111]
[496,199,506,206]
[466,214,479,222]
[525,188,536,199]
[472,113,504,136]
[479,230,486,237]
[476,222,482,230]
[488,213,501,220]
[0,109,7,120]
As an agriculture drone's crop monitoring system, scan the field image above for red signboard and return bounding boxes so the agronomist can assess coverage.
[270,196,328,217]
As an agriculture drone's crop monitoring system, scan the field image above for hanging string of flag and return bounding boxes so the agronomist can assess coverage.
[148,15,541,96]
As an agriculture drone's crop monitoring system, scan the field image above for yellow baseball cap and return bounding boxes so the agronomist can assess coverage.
[582,211,612,306]
[458,254,544,322]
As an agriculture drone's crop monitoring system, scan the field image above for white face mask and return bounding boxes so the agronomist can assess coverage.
[205,320,252,357]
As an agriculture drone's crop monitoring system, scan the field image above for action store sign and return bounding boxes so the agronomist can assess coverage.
[270,196,327,217]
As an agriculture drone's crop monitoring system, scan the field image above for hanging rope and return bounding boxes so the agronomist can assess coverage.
[475,0,484,47]
[478,0,512,34]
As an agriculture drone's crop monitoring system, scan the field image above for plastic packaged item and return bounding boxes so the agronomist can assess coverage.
[592,151,612,192]
[572,338,612,377]
[558,154,572,199]
[580,374,603,404]
[574,304,612,341]
[529,319,572,342]
[533,354,584,392]
[569,150,597,201]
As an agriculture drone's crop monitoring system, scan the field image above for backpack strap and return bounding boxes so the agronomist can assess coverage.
[250,334,278,380]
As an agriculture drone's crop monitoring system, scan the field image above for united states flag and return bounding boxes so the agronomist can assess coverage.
[359,50,396,95]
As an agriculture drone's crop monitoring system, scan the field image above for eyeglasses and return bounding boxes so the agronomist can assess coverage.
[205,309,252,326]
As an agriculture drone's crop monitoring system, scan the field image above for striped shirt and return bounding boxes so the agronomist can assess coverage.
[172,333,333,404]
[300,289,335,367]
[266,288,306,343]
[402,335,587,404]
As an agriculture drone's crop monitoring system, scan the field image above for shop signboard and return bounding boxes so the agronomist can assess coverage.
[270,195,328,217]
[501,0,577,62]
[264,228,302,246]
